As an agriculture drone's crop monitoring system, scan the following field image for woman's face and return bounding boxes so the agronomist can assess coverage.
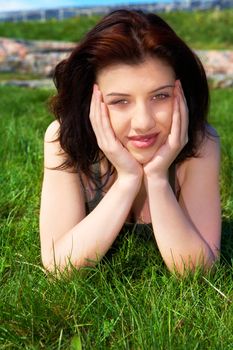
[96,56,176,164]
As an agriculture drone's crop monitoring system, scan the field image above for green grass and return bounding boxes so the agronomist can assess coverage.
[0,15,100,43]
[161,9,233,50]
[0,86,233,349]
[0,9,233,49]
[0,72,42,81]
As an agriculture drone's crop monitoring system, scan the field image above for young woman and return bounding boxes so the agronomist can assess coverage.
[40,9,221,274]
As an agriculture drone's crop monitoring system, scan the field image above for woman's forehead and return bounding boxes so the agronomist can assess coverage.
[97,57,175,92]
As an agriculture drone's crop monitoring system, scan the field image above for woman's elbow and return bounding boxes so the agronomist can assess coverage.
[41,252,97,274]
[166,251,218,277]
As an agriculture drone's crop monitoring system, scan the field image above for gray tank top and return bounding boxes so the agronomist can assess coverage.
[79,162,178,247]
[79,162,177,217]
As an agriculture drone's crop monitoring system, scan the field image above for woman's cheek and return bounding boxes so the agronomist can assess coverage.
[154,104,173,130]
[151,98,173,125]
[107,109,124,136]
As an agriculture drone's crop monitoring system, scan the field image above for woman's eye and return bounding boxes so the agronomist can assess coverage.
[110,99,128,105]
[152,93,170,101]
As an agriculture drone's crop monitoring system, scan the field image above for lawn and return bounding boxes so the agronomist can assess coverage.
[0,85,232,349]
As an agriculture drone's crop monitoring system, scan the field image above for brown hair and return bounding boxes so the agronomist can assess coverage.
[50,9,209,184]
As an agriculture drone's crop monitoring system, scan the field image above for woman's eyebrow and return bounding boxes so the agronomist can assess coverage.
[149,84,175,93]
[106,92,130,97]
[106,84,175,97]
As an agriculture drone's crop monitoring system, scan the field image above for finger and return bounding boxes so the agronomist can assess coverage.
[89,85,106,148]
[177,80,187,103]
[89,84,98,129]
[94,87,107,144]
[89,85,95,124]
[94,87,118,151]
[177,81,189,143]
[101,102,120,148]
[170,93,181,146]
[100,102,114,136]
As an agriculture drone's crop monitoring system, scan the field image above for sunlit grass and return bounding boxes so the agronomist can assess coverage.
[0,86,232,349]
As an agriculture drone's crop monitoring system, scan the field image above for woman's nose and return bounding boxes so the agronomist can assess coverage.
[131,102,156,132]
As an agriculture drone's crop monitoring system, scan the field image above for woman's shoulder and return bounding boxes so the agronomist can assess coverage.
[205,123,220,143]
[205,124,219,139]
[197,124,220,159]
[177,124,220,187]
[43,120,68,169]
[44,120,60,143]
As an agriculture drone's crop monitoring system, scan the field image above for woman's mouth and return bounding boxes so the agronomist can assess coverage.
[128,133,159,149]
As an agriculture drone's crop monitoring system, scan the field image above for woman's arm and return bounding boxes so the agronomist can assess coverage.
[143,81,221,274]
[40,99,142,272]
[145,132,221,274]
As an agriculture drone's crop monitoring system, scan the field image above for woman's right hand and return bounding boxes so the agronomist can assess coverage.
[89,84,143,183]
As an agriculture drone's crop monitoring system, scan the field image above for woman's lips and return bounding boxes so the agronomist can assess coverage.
[128,133,159,149]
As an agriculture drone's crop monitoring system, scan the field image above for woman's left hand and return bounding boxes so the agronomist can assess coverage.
[143,80,189,180]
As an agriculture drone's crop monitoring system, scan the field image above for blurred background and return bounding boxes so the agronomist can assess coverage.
[0,0,233,87]
[0,0,232,88]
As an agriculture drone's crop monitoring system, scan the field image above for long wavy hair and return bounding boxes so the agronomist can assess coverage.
[50,9,209,185]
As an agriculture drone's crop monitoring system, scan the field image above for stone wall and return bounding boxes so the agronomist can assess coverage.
[0,37,233,88]
[0,37,75,76]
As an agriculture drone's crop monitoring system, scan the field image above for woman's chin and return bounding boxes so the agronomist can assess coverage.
[131,152,154,165]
